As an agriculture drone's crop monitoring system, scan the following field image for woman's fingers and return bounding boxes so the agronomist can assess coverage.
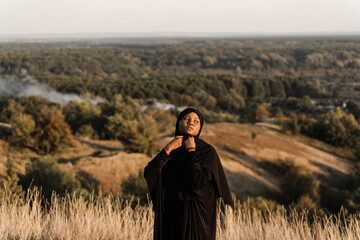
[170,136,183,148]
[184,136,196,149]
[165,136,183,154]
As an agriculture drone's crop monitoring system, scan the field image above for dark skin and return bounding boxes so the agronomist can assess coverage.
[164,112,201,155]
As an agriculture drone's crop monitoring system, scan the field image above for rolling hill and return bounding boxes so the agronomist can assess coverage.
[34,121,353,199]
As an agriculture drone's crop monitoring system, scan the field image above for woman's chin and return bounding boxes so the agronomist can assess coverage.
[180,129,197,136]
[186,131,196,136]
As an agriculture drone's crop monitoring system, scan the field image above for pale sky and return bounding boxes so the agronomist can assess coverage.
[1,0,359,35]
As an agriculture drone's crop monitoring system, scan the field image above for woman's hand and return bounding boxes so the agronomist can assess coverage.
[184,136,196,152]
[164,136,183,155]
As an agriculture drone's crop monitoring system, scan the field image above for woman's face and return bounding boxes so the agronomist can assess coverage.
[178,112,201,136]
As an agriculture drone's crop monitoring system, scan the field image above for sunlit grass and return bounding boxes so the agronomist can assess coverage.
[0,190,359,240]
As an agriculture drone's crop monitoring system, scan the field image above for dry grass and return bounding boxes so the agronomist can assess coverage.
[1,190,360,240]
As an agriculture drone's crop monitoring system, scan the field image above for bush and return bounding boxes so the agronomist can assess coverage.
[0,140,8,155]
[145,107,175,134]
[32,106,73,153]
[0,99,24,123]
[76,124,98,139]
[252,104,269,122]
[19,157,80,201]
[10,113,36,147]
[0,158,25,204]
[354,144,360,161]
[280,159,320,206]
[64,100,103,137]
[281,113,316,135]
[199,107,239,123]
[103,94,160,155]
[246,196,282,214]
[2,97,73,154]
[345,187,360,213]
[106,113,158,156]
[281,109,360,150]
[119,172,149,206]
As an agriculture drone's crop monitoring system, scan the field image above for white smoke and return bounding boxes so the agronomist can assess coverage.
[140,101,187,112]
[0,76,103,105]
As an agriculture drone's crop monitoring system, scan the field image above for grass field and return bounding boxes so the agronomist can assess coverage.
[1,190,359,240]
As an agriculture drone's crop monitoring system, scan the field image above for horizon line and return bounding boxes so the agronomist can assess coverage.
[1,31,360,40]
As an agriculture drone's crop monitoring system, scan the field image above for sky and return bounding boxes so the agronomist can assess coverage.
[1,0,360,36]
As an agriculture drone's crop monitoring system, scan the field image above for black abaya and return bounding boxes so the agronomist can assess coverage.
[144,137,234,240]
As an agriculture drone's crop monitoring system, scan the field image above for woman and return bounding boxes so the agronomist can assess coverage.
[144,108,234,240]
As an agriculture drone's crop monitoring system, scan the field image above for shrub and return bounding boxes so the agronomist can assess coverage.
[0,158,25,204]
[313,108,360,148]
[343,187,360,214]
[145,108,175,134]
[2,97,73,154]
[294,195,318,212]
[64,100,103,136]
[251,131,257,139]
[10,113,36,147]
[272,107,284,119]
[129,116,159,156]
[280,159,320,206]
[246,196,282,214]
[32,107,73,154]
[19,157,80,201]
[252,104,269,122]
[351,143,360,162]
[76,124,98,139]
[106,113,158,156]
[281,109,360,150]
[0,99,24,123]
[280,113,316,135]
[281,113,302,134]
[198,107,239,123]
[119,172,149,206]
[0,140,8,155]
[341,163,360,214]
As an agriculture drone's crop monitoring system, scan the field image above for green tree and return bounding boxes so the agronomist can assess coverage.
[0,99,24,123]
[10,113,36,147]
[252,104,269,122]
[64,100,102,137]
[106,114,158,156]
[32,106,73,153]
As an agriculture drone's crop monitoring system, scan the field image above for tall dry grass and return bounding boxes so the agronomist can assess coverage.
[0,190,359,240]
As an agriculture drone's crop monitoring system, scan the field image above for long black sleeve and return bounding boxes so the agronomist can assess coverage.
[183,151,213,190]
[147,149,171,172]
[144,149,170,193]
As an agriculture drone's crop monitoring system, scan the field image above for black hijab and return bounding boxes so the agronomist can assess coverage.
[174,107,204,138]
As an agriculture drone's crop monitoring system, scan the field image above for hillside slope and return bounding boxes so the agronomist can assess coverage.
[55,122,353,198]
[2,122,352,198]
[200,123,352,199]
